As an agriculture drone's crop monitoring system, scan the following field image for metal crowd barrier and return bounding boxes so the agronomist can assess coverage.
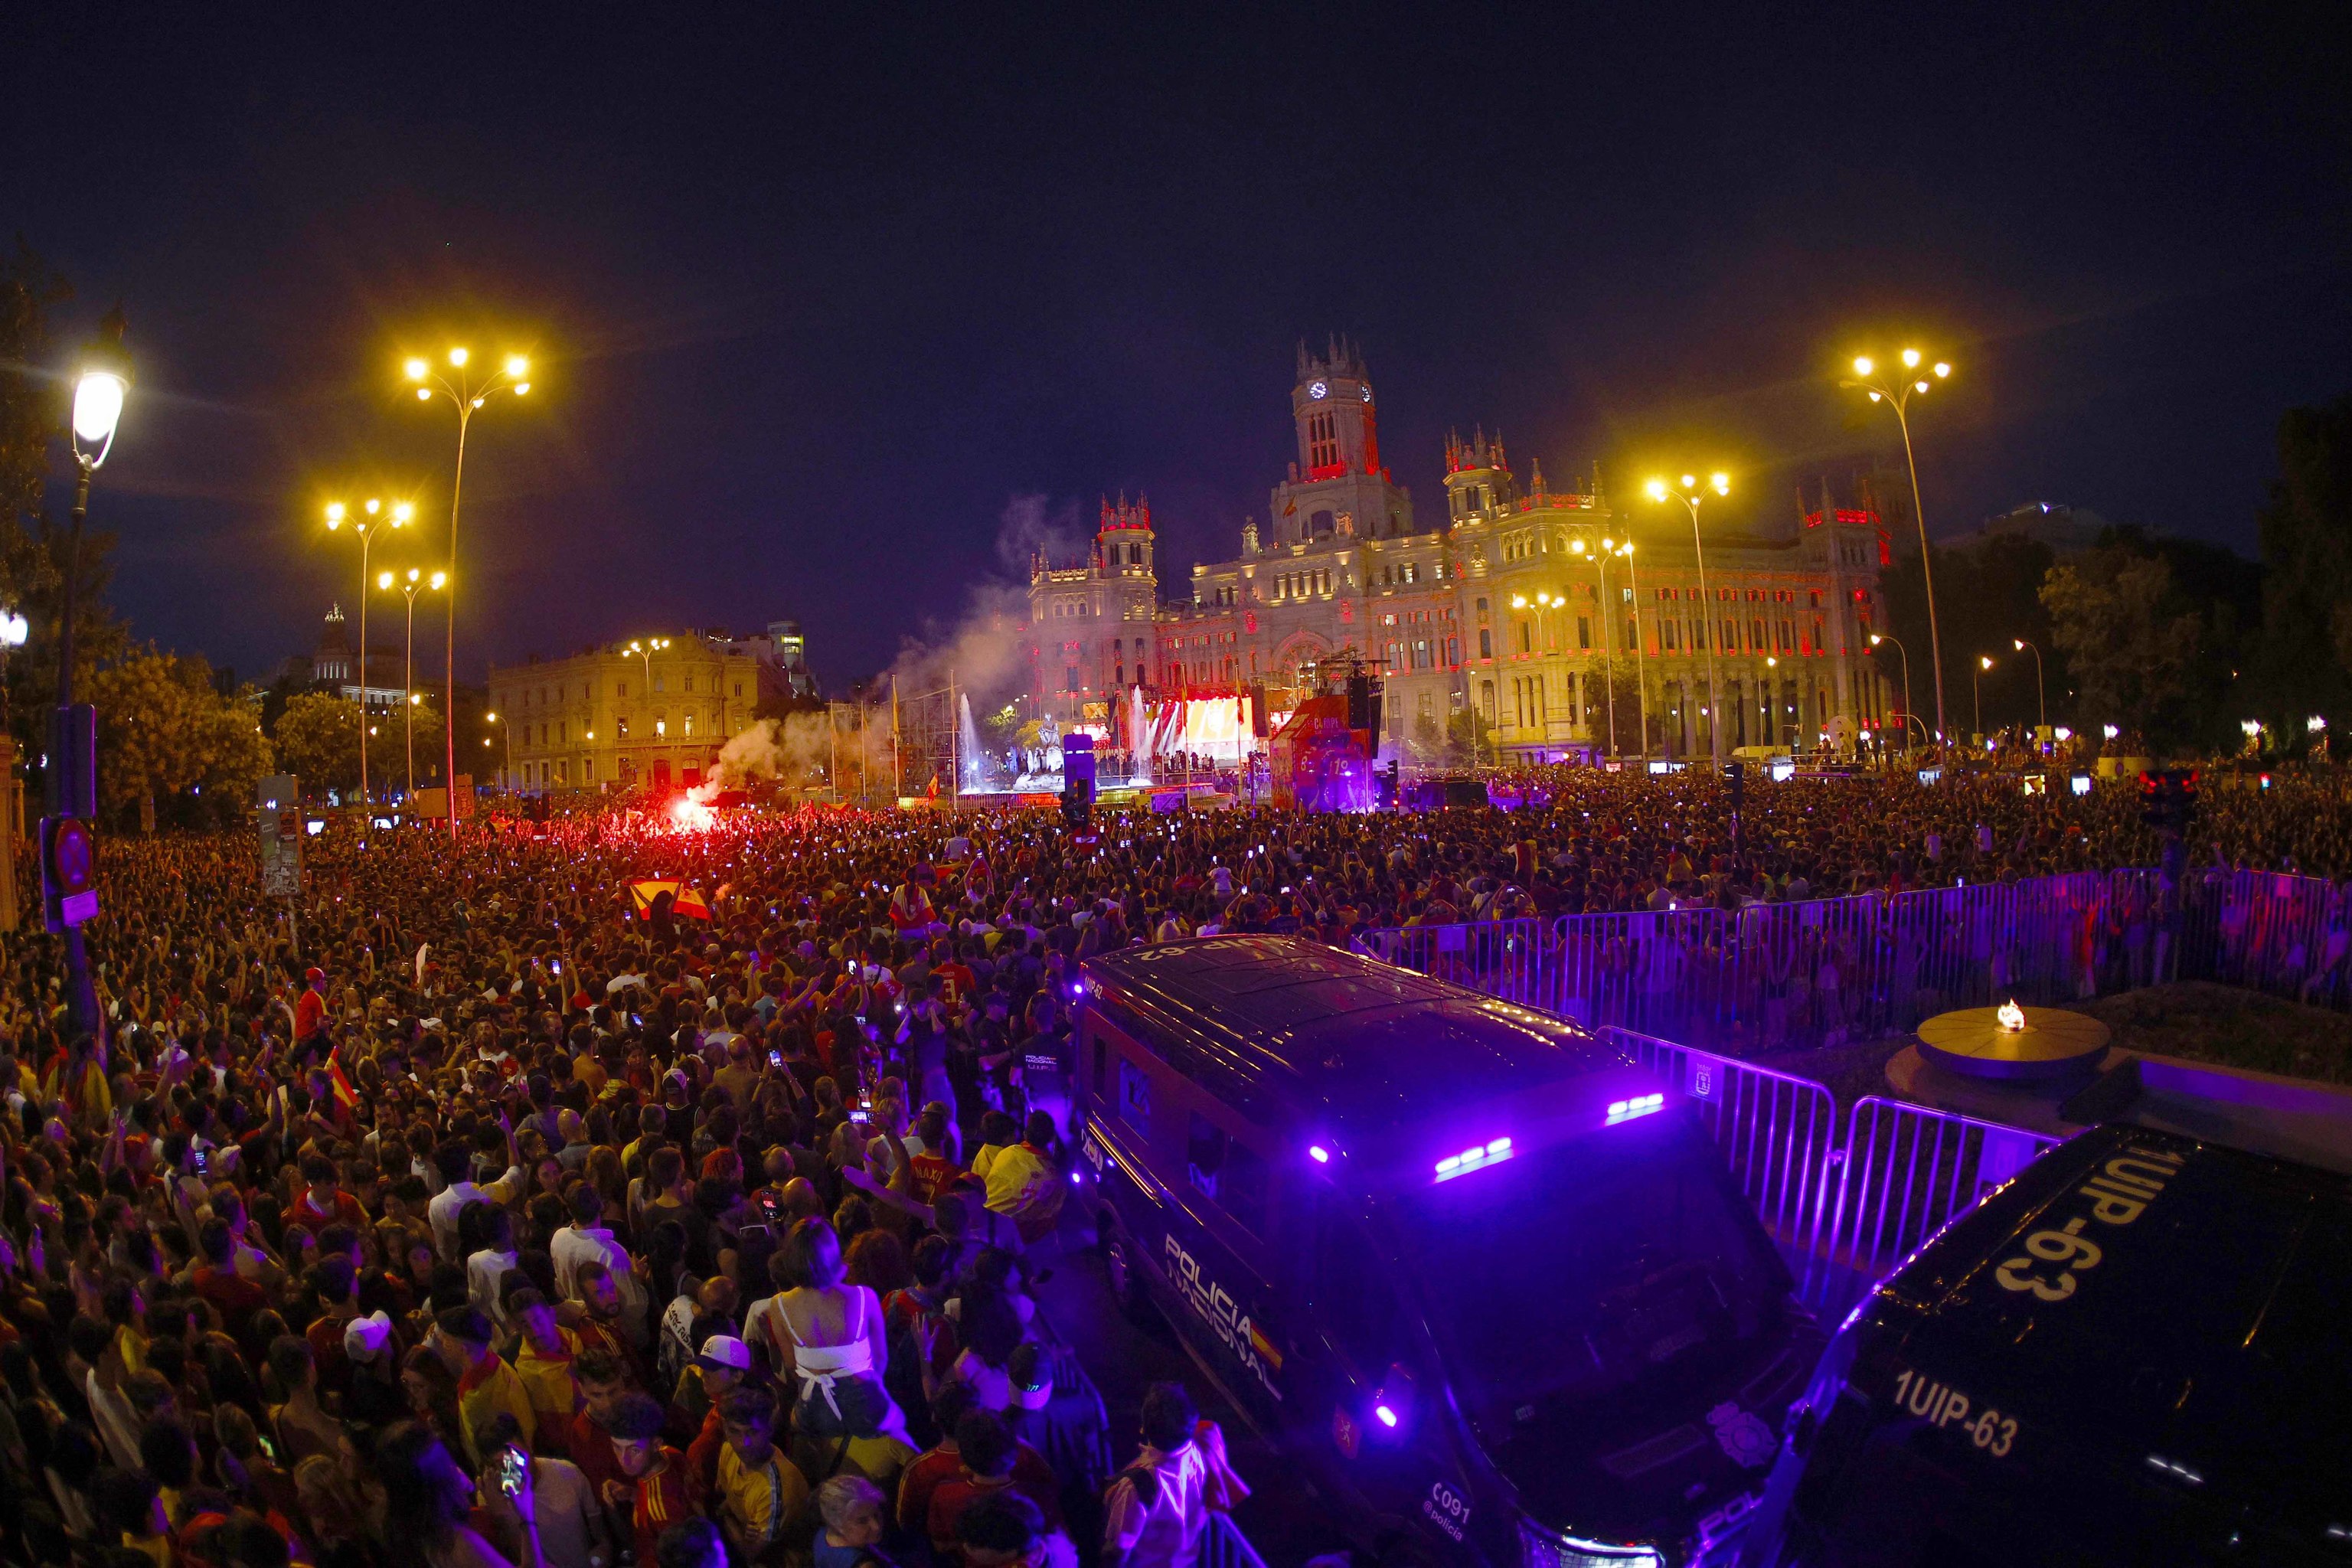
[1804,1096,2059,1317]
[1600,1027,1841,1256]
[1364,865,2352,1054]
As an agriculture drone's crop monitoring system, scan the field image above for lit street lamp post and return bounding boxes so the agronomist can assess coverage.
[56,312,131,1038]
[1870,632,1913,760]
[380,568,446,805]
[1973,655,1994,745]
[1647,471,1731,766]
[2013,637,2047,737]
[404,345,534,834]
[1567,533,1634,757]
[1841,348,1954,750]
[327,496,413,809]
[484,710,511,792]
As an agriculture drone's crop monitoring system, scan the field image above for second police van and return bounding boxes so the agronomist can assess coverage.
[1070,936,1823,1566]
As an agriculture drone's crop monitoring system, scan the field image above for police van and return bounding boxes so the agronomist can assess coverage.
[1736,1124,2352,1566]
[1072,936,1821,1566]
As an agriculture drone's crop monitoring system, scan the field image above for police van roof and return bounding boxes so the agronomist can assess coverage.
[1859,1124,2352,1538]
[1081,936,1628,1138]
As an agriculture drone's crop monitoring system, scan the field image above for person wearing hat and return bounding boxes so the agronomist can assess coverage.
[294,967,328,1049]
[678,1332,752,1489]
[341,1308,406,1426]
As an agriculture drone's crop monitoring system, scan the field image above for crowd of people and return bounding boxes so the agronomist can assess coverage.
[3,762,2350,1567]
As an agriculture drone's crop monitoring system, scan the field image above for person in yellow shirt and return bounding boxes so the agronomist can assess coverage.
[506,1289,582,1437]
[714,1386,809,1561]
[434,1305,535,1468]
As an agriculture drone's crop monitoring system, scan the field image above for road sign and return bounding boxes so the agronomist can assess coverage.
[41,815,96,929]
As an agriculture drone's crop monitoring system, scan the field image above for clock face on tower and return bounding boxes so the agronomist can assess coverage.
[1309,380,1328,400]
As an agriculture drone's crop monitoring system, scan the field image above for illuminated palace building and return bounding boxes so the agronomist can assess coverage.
[1028,338,1896,760]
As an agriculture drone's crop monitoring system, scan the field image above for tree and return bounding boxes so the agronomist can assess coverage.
[2254,394,2352,726]
[272,691,363,799]
[89,646,273,830]
[2040,544,2201,745]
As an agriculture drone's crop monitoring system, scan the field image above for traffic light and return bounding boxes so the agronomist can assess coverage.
[40,815,97,931]
[2138,768,2199,834]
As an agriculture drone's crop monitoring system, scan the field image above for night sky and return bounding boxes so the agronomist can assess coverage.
[8,7,2347,696]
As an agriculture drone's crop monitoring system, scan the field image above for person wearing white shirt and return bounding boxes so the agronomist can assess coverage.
[466,1207,521,1321]
[427,1133,524,1262]
[550,1188,636,1304]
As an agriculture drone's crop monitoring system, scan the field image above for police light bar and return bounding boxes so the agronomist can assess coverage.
[1606,1093,1666,1126]
[1434,1136,1512,1182]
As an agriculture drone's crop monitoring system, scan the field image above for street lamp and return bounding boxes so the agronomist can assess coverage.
[1973,654,1994,743]
[404,343,536,834]
[1842,347,1954,750]
[484,710,512,792]
[1870,632,1913,757]
[327,495,413,808]
[1568,532,1636,756]
[2012,637,2047,737]
[1646,471,1731,766]
[625,636,671,693]
[381,567,446,805]
[54,310,131,1035]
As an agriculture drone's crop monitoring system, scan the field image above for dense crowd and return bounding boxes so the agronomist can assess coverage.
[3,763,2350,1567]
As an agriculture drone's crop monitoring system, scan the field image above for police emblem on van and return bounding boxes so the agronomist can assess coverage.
[1707,1403,1776,1468]
[1164,1235,1283,1400]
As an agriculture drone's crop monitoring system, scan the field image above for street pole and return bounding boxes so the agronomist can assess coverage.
[1873,632,1914,760]
[405,588,418,803]
[2015,638,2047,736]
[1651,475,1730,768]
[1843,351,1954,752]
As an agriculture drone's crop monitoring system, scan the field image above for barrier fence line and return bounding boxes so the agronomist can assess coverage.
[1810,1096,2060,1318]
[1365,866,2352,1054]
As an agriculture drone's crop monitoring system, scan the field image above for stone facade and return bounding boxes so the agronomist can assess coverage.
[488,637,762,794]
[1030,340,1895,760]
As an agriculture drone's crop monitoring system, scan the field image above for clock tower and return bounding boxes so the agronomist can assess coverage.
[1269,335,1416,546]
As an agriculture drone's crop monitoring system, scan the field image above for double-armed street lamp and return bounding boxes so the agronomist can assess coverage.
[326,496,413,808]
[403,345,534,834]
[1566,532,1640,757]
[1842,348,1954,750]
[1647,471,1731,766]
[378,567,446,805]
[483,710,511,792]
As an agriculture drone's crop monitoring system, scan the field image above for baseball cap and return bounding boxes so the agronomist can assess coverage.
[344,1311,394,1364]
[697,1334,751,1372]
[1008,1341,1054,1411]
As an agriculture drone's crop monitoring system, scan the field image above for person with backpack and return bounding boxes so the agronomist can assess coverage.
[1102,1383,1221,1568]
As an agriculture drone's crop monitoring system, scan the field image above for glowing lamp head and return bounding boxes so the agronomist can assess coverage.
[512,383,530,396]
[2014,639,2025,651]
[406,567,420,584]
[72,373,126,449]
[1710,472,1730,495]
[1870,633,1883,645]
[416,387,433,400]
[1853,355,1873,377]
[1645,479,1668,502]
[1901,348,1921,368]
[504,354,528,377]
[1916,381,1931,394]
[1680,473,1696,489]
[403,357,429,381]
[1510,595,1527,609]
[1867,390,1883,402]
[377,570,394,590]
[1308,1145,1330,1165]
[1980,656,1994,670]
[430,570,446,590]
[325,502,347,528]
[393,501,415,524]
[1934,361,1952,378]
[447,347,469,368]
[0,612,25,648]
[1998,999,2027,1032]
[1374,1404,1399,1429]
[1570,537,1586,554]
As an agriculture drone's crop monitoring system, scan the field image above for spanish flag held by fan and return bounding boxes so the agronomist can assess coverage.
[629,880,714,921]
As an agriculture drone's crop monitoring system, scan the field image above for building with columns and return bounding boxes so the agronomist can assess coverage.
[1028,338,1895,760]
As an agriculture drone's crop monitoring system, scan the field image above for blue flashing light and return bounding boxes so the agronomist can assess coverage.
[1606,1093,1666,1126]
[1308,1145,1331,1164]
[1069,1170,1083,1184]
[1374,1403,1400,1428]
[1432,1135,1514,1183]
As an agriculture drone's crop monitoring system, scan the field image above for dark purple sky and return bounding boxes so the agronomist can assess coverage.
[9,6,2347,694]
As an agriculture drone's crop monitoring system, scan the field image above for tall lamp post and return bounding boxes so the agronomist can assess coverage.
[1647,471,1731,766]
[484,710,512,792]
[379,567,446,804]
[326,496,413,809]
[1870,632,1913,759]
[404,345,534,834]
[2012,637,2047,738]
[57,312,131,1038]
[1972,654,1994,746]
[1841,348,1953,750]
[1567,533,1635,757]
